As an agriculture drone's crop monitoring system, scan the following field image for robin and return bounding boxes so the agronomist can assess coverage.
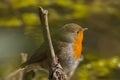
[11,23,87,79]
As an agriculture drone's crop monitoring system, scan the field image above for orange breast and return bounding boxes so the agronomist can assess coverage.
[73,31,83,60]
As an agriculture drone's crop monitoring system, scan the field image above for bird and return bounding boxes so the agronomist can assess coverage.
[8,23,87,79]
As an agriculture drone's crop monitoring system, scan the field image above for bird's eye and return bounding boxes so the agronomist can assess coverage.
[77,31,79,34]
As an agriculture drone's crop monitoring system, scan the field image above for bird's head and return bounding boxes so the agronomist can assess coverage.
[58,23,87,43]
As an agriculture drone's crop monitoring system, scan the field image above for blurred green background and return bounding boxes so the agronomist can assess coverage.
[0,0,120,80]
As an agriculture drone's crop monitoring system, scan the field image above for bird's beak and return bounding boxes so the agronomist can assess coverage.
[83,28,88,31]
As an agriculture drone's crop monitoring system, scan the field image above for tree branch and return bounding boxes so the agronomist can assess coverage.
[38,7,67,80]
[18,53,28,80]
[38,7,57,64]
[6,53,28,80]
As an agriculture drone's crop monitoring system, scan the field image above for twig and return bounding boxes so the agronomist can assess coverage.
[6,68,24,79]
[38,7,57,64]
[18,53,28,80]
[38,7,67,80]
[6,53,27,80]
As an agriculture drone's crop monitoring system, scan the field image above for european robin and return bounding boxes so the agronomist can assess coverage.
[21,23,87,77]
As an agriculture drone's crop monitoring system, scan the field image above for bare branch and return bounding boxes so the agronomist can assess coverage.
[18,53,28,80]
[38,7,67,80]
[38,7,57,64]
[6,53,27,80]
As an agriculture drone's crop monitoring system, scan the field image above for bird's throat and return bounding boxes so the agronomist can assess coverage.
[73,31,83,60]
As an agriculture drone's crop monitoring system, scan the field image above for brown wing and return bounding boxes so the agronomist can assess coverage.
[21,42,49,67]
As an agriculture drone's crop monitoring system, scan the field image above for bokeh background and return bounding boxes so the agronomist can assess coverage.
[0,0,120,80]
